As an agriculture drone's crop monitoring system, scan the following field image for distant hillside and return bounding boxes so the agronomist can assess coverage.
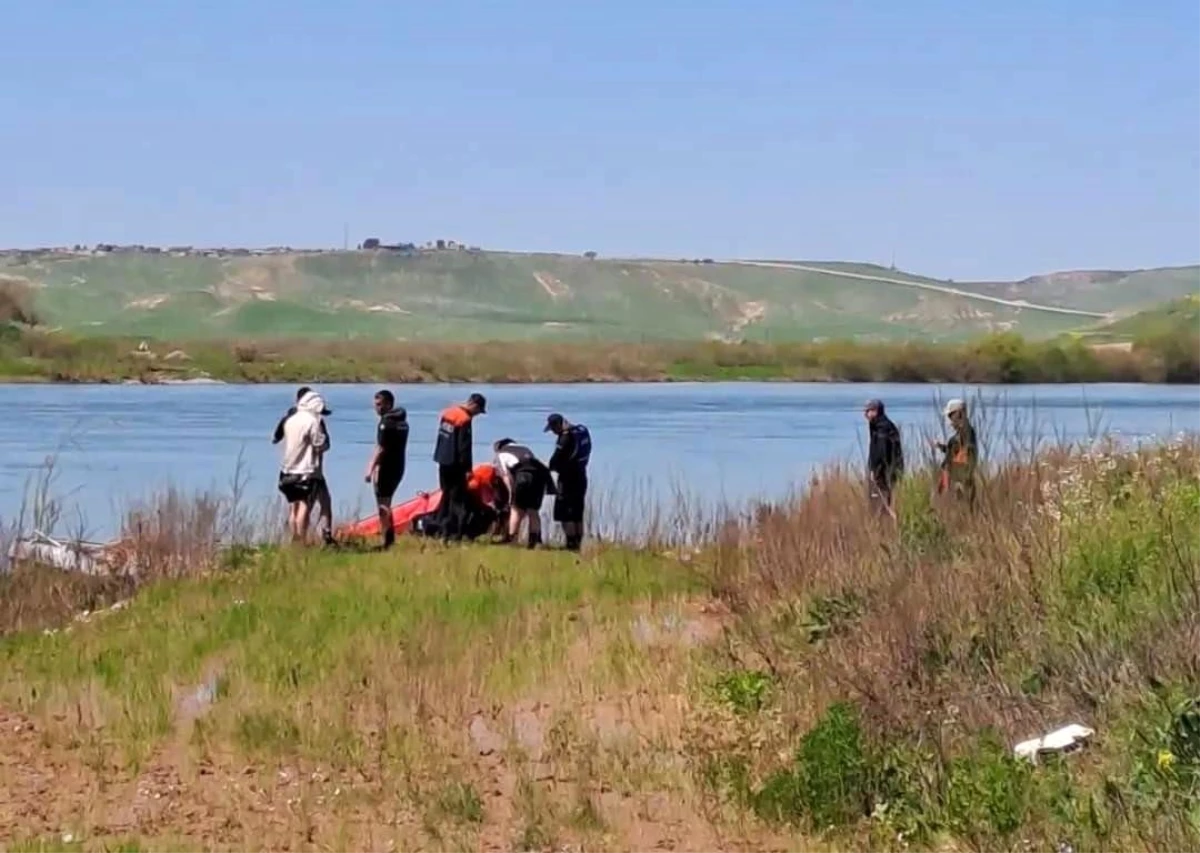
[1079,294,1200,343]
[2,248,1196,342]
[961,266,1200,314]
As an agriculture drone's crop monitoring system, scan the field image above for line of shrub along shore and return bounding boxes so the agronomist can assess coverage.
[1,328,1197,385]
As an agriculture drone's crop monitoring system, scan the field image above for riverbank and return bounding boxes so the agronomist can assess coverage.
[1,328,1197,384]
[1,438,1196,850]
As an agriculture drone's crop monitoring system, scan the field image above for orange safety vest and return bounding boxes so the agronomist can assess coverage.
[439,405,471,428]
[467,463,498,507]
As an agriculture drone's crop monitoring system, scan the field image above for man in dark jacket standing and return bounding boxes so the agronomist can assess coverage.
[864,399,904,517]
[545,412,592,551]
[431,392,486,541]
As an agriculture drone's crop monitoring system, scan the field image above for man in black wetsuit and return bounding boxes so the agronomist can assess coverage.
[545,413,592,552]
[363,389,409,549]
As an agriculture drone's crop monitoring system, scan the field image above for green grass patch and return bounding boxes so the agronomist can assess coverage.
[665,360,790,380]
[0,542,700,769]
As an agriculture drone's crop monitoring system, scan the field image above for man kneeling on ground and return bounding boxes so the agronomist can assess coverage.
[493,438,556,548]
[413,462,506,541]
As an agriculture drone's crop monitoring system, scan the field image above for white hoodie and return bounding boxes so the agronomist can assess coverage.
[279,391,329,477]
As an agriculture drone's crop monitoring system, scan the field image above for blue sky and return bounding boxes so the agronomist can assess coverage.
[3,0,1197,280]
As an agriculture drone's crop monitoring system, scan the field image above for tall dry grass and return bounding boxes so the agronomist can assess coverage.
[692,432,1200,849]
[0,450,276,635]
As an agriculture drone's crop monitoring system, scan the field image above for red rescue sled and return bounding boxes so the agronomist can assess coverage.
[337,490,442,540]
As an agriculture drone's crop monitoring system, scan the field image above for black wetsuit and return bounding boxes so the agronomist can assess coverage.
[374,408,409,503]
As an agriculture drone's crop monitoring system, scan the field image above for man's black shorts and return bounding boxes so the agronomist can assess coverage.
[553,478,587,524]
[279,472,323,505]
[374,468,404,504]
[511,469,546,511]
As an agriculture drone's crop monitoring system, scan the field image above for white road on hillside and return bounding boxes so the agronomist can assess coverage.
[730,260,1112,319]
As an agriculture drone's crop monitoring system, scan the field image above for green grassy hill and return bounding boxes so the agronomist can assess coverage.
[1078,294,1200,342]
[3,249,1197,342]
[963,266,1200,314]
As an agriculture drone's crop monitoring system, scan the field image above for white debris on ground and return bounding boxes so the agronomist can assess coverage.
[4,530,146,577]
[42,598,132,636]
[5,533,106,575]
[1013,723,1095,763]
[73,599,129,623]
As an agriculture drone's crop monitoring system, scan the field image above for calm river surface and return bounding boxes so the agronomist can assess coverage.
[0,382,1196,538]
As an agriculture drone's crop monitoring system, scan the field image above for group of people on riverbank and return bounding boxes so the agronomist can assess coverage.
[272,387,592,551]
[863,397,980,516]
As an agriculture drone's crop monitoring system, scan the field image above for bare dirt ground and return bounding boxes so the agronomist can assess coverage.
[0,599,791,852]
[533,272,571,300]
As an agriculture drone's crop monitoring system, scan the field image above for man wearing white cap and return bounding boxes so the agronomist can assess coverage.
[930,398,978,506]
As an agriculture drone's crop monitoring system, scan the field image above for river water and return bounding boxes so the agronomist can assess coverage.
[0,382,1195,539]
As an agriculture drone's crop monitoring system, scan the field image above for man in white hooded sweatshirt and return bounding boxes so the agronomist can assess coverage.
[277,389,332,543]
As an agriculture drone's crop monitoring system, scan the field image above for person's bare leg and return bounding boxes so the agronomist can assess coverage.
[296,501,313,545]
[289,502,306,543]
[505,507,521,543]
[311,481,333,544]
[528,511,543,548]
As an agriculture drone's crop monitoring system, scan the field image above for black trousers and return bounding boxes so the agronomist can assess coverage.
[435,464,470,541]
